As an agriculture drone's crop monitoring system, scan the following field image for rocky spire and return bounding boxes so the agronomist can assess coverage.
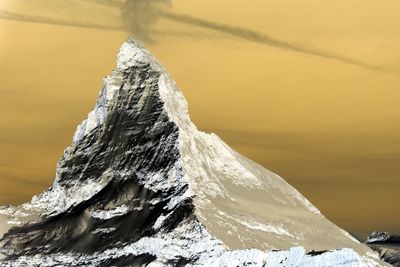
[0,38,387,266]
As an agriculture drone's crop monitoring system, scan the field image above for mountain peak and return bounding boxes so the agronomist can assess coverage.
[117,38,155,69]
[73,37,190,144]
[0,38,387,266]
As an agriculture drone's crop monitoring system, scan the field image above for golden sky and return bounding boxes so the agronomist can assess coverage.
[0,0,399,237]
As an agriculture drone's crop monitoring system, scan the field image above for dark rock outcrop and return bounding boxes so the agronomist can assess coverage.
[366,231,400,267]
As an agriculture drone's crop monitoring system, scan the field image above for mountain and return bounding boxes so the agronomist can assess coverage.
[0,38,387,266]
[366,231,400,266]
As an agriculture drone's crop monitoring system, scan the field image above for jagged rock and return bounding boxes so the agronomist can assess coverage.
[366,231,400,267]
[367,232,400,245]
[368,232,393,244]
[0,38,388,266]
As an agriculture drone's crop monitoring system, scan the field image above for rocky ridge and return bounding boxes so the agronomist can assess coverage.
[0,38,387,266]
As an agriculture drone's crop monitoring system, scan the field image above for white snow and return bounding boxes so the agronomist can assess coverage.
[117,40,153,70]
[0,215,379,267]
[240,219,294,238]
[28,172,113,217]
[265,246,366,267]
[88,205,130,220]
[91,227,116,235]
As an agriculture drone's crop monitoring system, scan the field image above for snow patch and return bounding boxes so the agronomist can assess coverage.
[88,205,130,220]
[240,219,294,238]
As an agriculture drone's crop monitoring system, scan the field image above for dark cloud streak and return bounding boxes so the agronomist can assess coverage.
[57,0,381,69]
[0,0,381,70]
[159,12,380,70]
[0,10,124,31]
[118,0,380,69]
[0,10,211,38]
[121,0,172,42]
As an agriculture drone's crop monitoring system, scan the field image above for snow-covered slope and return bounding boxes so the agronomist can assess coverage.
[0,38,387,266]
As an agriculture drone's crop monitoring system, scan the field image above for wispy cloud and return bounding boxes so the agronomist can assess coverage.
[117,0,379,70]
[0,10,123,31]
[159,12,380,70]
[0,0,381,70]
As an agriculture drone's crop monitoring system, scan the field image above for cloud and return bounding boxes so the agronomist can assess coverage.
[117,0,379,69]
[0,10,215,40]
[120,0,172,42]
[0,10,123,31]
[0,0,381,70]
[158,12,380,70]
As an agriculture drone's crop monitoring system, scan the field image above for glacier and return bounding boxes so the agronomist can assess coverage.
[0,38,388,266]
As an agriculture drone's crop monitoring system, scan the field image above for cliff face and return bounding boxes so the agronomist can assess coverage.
[0,38,386,266]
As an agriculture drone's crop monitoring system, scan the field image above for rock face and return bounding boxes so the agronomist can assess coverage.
[0,38,387,266]
[366,232,400,267]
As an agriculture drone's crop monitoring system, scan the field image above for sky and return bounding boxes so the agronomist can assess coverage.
[0,0,399,238]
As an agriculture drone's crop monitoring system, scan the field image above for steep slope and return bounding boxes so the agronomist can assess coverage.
[0,38,386,266]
